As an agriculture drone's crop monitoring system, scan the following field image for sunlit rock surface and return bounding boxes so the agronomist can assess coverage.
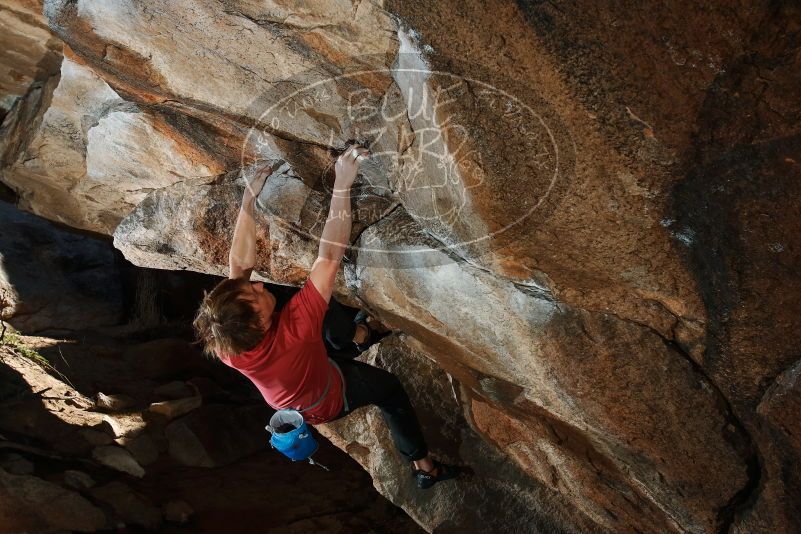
[1,0,799,532]
[0,0,61,114]
[0,54,223,234]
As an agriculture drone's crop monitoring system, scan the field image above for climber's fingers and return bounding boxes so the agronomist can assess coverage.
[245,160,280,197]
[350,146,369,160]
[355,148,369,163]
[338,144,369,164]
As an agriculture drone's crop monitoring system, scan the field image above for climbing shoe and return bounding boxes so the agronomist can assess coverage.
[353,310,392,353]
[412,460,462,490]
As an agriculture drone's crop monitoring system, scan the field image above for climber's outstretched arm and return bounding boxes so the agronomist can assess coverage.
[228,164,273,280]
[308,145,369,302]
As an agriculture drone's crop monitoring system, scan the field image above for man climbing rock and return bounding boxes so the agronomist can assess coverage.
[193,145,460,489]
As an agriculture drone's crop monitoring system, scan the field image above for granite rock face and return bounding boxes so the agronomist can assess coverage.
[0,0,61,116]
[349,209,750,533]
[0,201,124,333]
[2,1,799,532]
[320,336,605,534]
[0,53,223,234]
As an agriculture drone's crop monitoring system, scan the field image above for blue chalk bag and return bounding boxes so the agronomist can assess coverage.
[266,409,321,463]
[264,359,348,470]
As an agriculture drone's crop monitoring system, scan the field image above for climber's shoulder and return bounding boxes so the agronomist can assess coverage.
[307,257,338,303]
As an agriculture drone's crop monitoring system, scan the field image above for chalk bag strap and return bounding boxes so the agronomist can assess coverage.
[308,456,330,471]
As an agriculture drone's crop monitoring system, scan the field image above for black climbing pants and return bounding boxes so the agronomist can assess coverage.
[321,299,429,463]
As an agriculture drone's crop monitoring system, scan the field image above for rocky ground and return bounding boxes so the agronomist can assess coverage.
[0,326,421,533]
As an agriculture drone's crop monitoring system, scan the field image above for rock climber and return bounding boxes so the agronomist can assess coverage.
[193,145,460,489]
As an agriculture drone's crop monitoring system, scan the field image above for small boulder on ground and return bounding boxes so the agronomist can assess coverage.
[91,446,145,478]
[148,395,202,421]
[63,470,96,490]
[100,413,147,439]
[117,432,159,466]
[163,499,194,524]
[0,453,34,475]
[92,481,162,530]
[95,392,137,412]
[79,428,114,446]
[0,468,107,532]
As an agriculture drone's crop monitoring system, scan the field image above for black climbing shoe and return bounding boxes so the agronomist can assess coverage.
[412,460,462,490]
[353,310,392,353]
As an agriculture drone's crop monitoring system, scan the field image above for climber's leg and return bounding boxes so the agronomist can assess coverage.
[328,358,429,462]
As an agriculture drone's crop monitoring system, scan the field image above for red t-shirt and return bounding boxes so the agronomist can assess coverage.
[219,279,343,424]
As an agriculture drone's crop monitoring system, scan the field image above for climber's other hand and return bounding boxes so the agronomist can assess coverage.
[334,145,369,188]
[244,161,274,198]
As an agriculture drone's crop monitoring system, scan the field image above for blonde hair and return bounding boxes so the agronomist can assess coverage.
[193,278,265,358]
